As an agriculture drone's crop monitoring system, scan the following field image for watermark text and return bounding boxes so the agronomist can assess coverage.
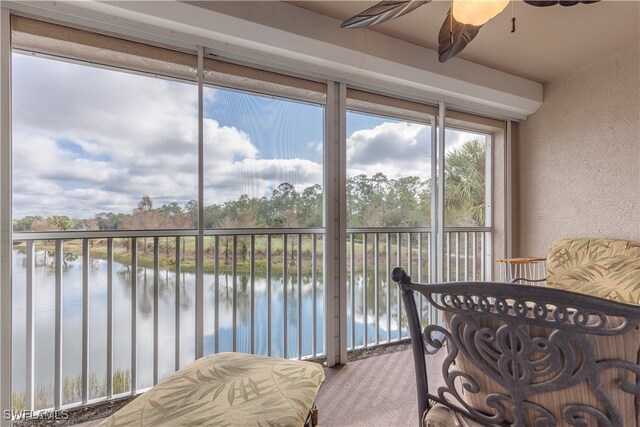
[3,409,69,421]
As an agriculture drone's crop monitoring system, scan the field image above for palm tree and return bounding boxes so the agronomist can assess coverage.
[444,139,486,226]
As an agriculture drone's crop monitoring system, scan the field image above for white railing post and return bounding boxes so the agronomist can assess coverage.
[153,237,159,385]
[349,234,355,349]
[396,232,401,339]
[250,235,256,355]
[175,237,182,371]
[82,239,89,403]
[311,235,317,356]
[232,235,238,353]
[106,238,114,398]
[25,241,34,410]
[373,233,379,345]
[282,234,287,358]
[54,240,63,409]
[297,234,302,359]
[213,236,219,355]
[386,233,391,342]
[266,236,271,356]
[362,233,368,347]
[130,238,137,393]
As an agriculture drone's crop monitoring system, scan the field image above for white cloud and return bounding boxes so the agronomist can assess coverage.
[201,157,322,205]
[12,54,322,219]
[204,119,258,163]
[346,121,433,180]
[345,121,484,181]
[12,54,482,220]
[445,129,477,154]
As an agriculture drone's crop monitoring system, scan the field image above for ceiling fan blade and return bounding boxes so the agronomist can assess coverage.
[437,11,481,63]
[523,0,600,6]
[341,0,431,29]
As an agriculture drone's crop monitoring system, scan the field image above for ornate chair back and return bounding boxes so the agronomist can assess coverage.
[392,267,640,427]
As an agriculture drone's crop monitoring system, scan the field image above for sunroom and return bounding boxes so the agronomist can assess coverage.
[0,1,638,426]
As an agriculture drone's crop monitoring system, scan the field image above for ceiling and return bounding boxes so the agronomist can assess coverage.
[289,0,639,84]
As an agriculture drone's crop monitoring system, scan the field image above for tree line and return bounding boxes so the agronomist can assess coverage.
[13,139,486,232]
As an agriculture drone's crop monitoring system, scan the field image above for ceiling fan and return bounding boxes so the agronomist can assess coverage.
[341,0,600,63]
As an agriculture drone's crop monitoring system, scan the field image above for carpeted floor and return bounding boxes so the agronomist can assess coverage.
[76,348,433,427]
[316,349,420,427]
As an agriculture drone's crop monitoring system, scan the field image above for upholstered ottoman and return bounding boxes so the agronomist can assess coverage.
[100,353,325,426]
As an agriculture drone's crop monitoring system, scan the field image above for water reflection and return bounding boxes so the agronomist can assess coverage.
[11,248,329,408]
[11,247,406,408]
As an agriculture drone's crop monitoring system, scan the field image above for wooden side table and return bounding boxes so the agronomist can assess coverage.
[496,257,546,284]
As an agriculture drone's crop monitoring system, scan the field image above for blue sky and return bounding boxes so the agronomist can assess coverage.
[206,89,323,163]
[12,53,478,219]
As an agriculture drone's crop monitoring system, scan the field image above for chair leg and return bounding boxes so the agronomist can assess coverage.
[304,404,319,427]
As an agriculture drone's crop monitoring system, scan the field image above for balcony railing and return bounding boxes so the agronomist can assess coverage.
[10,226,489,413]
[346,227,490,349]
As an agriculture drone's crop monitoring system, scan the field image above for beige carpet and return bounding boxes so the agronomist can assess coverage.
[316,350,420,427]
[77,349,434,427]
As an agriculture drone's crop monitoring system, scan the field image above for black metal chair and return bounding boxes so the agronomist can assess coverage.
[392,267,640,427]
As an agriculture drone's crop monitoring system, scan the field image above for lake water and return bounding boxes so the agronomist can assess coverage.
[11,248,403,407]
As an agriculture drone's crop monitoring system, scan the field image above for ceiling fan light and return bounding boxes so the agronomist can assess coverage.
[453,0,510,26]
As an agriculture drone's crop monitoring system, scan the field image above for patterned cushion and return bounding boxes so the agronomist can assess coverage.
[546,238,640,304]
[99,353,325,427]
[443,311,640,426]
[423,403,484,427]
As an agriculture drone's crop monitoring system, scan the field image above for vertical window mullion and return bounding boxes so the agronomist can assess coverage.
[430,116,437,284]
[437,101,446,284]
[195,45,205,359]
[324,81,348,367]
[487,131,495,280]
[1,8,13,422]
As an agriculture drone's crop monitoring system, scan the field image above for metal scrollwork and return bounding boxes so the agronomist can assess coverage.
[425,311,640,425]
[393,275,640,427]
[431,289,638,336]
[424,323,507,425]
[563,405,613,427]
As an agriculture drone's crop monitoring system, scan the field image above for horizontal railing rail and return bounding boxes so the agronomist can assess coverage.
[12,226,488,241]
[347,226,492,233]
[13,228,326,241]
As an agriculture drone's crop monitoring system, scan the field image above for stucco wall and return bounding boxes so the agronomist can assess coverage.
[516,46,640,257]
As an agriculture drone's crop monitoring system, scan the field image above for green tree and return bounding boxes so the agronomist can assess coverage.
[51,215,75,230]
[95,212,126,230]
[269,183,300,227]
[221,194,263,228]
[203,204,223,229]
[217,216,236,264]
[347,174,374,227]
[384,176,428,226]
[13,215,43,231]
[184,200,199,227]
[363,173,389,227]
[444,139,486,226]
[158,202,183,216]
[121,196,159,254]
[137,196,153,213]
[299,184,322,227]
